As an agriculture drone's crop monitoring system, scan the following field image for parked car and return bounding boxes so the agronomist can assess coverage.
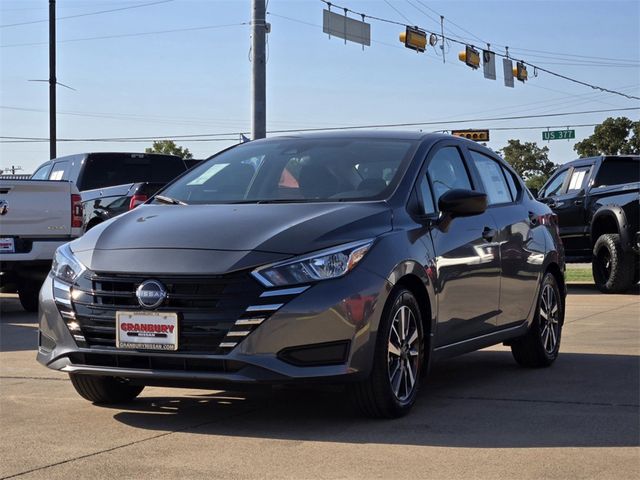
[38,132,565,418]
[31,152,189,230]
[535,155,639,293]
[0,179,83,311]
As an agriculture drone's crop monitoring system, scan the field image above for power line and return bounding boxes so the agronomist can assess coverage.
[0,22,250,48]
[407,0,638,65]
[318,0,640,101]
[2,107,637,143]
[0,0,174,28]
[383,0,414,25]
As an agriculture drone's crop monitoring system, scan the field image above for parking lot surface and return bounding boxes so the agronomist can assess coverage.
[1,284,638,479]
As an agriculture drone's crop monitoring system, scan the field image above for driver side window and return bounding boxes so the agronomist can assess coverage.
[427,147,472,205]
[541,170,568,198]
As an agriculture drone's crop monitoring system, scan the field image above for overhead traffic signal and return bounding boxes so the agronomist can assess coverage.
[513,61,528,82]
[458,46,480,69]
[399,26,427,52]
[451,129,490,142]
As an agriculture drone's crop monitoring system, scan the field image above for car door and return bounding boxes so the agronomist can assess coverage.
[467,149,540,328]
[420,142,501,347]
[541,165,592,254]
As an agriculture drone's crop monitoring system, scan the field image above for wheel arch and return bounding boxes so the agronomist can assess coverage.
[591,206,630,249]
[394,274,433,339]
[384,258,436,357]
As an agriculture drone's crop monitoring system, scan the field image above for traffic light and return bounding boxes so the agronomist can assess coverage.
[458,46,480,69]
[399,26,427,52]
[513,61,528,82]
[451,129,490,142]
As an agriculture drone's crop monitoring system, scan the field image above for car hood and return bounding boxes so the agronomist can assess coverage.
[71,202,392,275]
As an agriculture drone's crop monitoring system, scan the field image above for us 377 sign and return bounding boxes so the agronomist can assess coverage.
[543,129,575,141]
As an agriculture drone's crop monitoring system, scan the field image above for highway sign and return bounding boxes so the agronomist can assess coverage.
[543,130,575,141]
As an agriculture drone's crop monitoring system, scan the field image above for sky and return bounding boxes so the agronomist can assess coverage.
[1,0,638,174]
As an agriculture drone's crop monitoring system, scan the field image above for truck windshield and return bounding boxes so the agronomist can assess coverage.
[157,138,417,204]
[78,153,187,191]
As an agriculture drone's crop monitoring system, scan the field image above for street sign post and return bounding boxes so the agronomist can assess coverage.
[543,130,576,141]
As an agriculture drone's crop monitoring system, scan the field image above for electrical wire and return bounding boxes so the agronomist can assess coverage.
[0,0,174,28]
[383,0,414,25]
[0,22,250,48]
[318,0,640,101]
[2,107,638,143]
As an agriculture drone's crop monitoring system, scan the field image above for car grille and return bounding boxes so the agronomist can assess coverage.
[54,270,283,355]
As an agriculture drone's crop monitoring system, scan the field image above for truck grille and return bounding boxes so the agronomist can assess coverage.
[60,271,271,354]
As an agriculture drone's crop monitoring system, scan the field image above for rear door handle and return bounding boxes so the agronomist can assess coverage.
[482,227,496,241]
[574,199,584,205]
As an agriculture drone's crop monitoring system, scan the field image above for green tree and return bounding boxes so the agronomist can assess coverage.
[499,139,557,189]
[574,117,639,157]
[145,140,193,159]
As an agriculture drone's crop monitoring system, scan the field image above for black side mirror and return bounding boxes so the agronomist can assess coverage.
[529,187,539,198]
[438,189,487,218]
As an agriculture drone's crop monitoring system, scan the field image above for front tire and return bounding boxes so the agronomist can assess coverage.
[511,272,563,368]
[592,233,635,293]
[69,374,144,404]
[351,288,425,418]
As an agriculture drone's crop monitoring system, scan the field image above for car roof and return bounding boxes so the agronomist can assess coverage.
[560,155,640,169]
[259,130,450,142]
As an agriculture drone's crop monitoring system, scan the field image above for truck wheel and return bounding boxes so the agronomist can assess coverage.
[592,234,635,293]
[511,272,563,368]
[351,288,424,418]
[18,284,39,312]
[69,374,144,404]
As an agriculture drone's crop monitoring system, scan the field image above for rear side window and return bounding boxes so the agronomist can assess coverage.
[32,164,51,180]
[593,158,640,187]
[503,167,522,200]
[567,166,591,192]
[427,146,472,204]
[469,151,512,205]
[78,154,187,191]
[48,161,68,180]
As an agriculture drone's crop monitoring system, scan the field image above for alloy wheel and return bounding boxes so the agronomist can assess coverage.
[539,283,560,354]
[387,305,420,402]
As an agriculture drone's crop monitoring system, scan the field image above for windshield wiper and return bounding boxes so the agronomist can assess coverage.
[154,195,188,205]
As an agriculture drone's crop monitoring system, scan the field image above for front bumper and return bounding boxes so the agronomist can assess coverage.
[37,268,392,387]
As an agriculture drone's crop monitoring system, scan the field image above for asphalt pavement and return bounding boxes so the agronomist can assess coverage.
[1,283,638,479]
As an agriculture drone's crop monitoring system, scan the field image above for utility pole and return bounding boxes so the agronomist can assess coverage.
[251,0,266,140]
[49,0,56,159]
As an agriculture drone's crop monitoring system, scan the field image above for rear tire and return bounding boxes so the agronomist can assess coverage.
[592,234,635,293]
[69,374,144,404]
[18,284,39,312]
[511,272,563,368]
[351,288,425,418]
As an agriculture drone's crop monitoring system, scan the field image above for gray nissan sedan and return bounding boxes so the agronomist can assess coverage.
[38,132,565,418]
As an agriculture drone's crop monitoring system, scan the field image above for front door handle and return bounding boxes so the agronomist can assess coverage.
[482,227,496,241]
[574,199,584,205]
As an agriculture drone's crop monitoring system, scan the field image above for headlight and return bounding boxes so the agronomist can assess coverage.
[252,240,374,287]
[51,243,86,284]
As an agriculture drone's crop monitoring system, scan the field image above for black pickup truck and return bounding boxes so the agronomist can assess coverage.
[31,152,188,230]
[536,155,639,293]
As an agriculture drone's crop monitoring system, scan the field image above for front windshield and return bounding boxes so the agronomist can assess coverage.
[157,137,417,204]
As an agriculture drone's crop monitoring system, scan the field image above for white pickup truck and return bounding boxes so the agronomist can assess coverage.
[0,180,83,311]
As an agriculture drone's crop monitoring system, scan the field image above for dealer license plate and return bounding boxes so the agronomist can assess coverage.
[0,238,15,253]
[116,311,178,351]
